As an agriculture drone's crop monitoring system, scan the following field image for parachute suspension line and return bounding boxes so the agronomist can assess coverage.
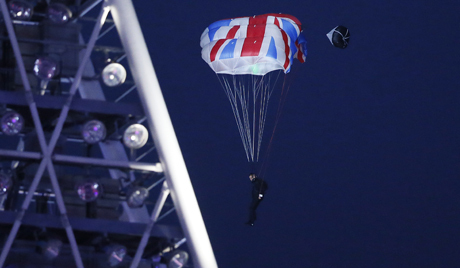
[254,75,261,162]
[237,74,254,161]
[217,74,251,161]
[256,70,281,162]
[258,75,269,161]
[216,69,283,165]
[252,74,262,162]
[234,75,247,158]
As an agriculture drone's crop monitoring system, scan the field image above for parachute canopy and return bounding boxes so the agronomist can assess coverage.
[200,14,307,163]
[201,13,307,76]
[327,25,350,49]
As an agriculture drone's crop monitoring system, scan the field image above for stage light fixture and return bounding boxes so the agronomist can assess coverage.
[46,3,72,24]
[40,238,63,260]
[0,172,13,196]
[76,179,102,202]
[166,250,189,268]
[106,243,127,267]
[123,124,148,149]
[1,110,24,135]
[81,120,107,144]
[33,56,60,80]
[126,186,149,208]
[8,0,33,20]
[102,63,127,87]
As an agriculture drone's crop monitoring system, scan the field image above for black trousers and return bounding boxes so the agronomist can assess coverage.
[248,195,263,223]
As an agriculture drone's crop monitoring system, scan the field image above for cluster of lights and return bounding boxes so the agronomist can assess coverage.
[80,120,149,150]
[8,0,72,23]
[8,0,33,20]
[0,112,149,150]
[6,2,175,266]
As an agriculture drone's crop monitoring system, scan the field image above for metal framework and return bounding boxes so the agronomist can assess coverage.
[0,0,217,267]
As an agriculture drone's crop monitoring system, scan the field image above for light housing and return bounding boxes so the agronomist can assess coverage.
[0,172,13,196]
[46,3,72,24]
[106,243,127,267]
[123,124,148,149]
[102,63,127,87]
[33,56,60,80]
[81,120,107,144]
[1,110,24,135]
[126,186,149,208]
[40,238,63,260]
[8,0,33,20]
[166,250,189,268]
[76,179,102,202]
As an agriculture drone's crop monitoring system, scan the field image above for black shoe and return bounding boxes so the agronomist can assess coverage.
[245,221,254,226]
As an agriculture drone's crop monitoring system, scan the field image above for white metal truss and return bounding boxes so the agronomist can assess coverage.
[0,0,218,267]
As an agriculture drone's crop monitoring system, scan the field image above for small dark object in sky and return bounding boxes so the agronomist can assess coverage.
[327,25,350,49]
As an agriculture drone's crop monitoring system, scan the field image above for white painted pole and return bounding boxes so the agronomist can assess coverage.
[107,1,218,268]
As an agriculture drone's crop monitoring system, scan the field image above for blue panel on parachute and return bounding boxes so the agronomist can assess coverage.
[266,37,277,60]
[280,19,298,58]
[208,19,232,41]
[220,39,237,60]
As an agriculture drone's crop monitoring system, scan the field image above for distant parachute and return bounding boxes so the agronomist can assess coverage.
[201,14,307,163]
[327,25,350,48]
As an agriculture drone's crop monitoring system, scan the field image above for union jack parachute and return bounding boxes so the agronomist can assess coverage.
[200,13,307,75]
[200,14,307,166]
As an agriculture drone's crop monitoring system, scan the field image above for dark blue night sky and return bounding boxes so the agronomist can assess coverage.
[133,0,460,267]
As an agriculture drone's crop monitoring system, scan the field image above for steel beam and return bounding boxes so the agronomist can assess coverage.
[0,210,183,238]
[108,1,218,267]
[0,90,144,116]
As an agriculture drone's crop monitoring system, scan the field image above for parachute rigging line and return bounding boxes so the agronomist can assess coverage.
[217,70,282,162]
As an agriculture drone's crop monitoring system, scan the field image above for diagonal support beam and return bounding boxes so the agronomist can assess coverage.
[108,0,218,267]
[47,4,110,152]
[0,158,47,266]
[130,181,170,268]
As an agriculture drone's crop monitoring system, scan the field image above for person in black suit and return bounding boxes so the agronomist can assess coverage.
[246,173,268,226]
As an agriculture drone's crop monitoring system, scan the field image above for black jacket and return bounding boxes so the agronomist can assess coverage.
[252,178,268,198]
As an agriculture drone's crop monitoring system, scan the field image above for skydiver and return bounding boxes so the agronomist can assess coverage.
[245,173,268,226]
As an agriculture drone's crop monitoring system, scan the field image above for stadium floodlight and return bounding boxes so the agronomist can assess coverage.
[126,186,149,208]
[102,63,127,87]
[8,0,33,20]
[123,124,148,149]
[1,110,24,135]
[0,172,13,196]
[76,179,102,202]
[33,56,60,80]
[46,3,72,24]
[81,120,107,144]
